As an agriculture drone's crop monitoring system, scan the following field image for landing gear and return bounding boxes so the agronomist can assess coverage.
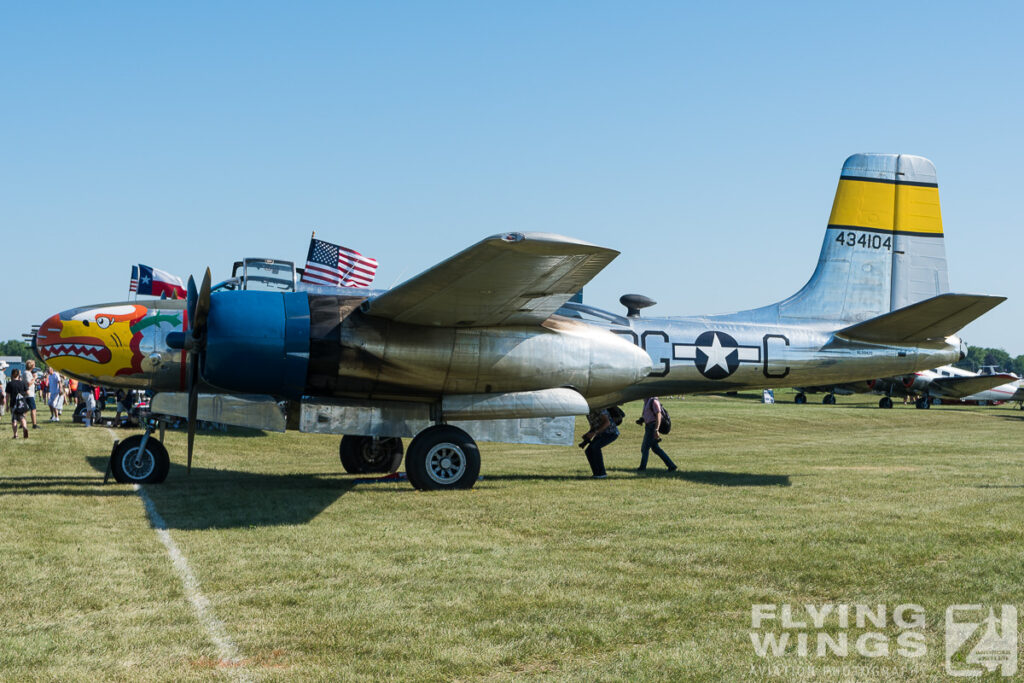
[822,393,836,405]
[915,397,931,409]
[405,425,481,491]
[879,396,893,409]
[794,393,807,404]
[339,435,404,474]
[109,434,170,484]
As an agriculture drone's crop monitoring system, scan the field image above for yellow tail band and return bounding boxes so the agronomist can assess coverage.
[827,177,943,236]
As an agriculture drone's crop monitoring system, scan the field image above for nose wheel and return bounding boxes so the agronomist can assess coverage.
[108,434,170,484]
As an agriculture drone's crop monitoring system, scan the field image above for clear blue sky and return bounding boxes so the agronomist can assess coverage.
[3,2,1022,353]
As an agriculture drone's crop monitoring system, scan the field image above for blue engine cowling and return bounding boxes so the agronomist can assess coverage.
[202,291,310,400]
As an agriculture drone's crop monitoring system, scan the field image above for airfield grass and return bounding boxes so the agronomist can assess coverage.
[1,393,1023,681]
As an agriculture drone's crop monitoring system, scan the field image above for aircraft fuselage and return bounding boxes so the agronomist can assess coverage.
[577,308,962,405]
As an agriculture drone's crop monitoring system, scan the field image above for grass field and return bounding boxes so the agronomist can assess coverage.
[2,393,1023,681]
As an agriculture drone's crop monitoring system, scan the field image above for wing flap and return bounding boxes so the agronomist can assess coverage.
[836,293,1006,344]
[363,232,619,326]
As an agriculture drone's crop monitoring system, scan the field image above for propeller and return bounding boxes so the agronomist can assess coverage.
[185,268,212,474]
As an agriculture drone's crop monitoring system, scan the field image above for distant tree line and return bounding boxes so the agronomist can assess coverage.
[955,346,1024,376]
[0,339,32,360]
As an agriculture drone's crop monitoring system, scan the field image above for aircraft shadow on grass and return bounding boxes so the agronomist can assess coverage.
[0,474,135,498]
[605,468,791,486]
[76,456,367,529]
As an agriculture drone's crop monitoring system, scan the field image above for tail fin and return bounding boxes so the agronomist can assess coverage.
[779,153,949,323]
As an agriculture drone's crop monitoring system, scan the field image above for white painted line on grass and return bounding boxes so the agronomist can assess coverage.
[106,429,249,679]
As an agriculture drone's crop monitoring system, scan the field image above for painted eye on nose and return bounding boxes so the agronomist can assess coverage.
[96,316,112,329]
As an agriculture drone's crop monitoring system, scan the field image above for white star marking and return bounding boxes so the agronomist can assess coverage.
[698,333,732,374]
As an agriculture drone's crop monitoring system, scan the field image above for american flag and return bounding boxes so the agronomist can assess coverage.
[300,237,378,287]
[129,265,139,293]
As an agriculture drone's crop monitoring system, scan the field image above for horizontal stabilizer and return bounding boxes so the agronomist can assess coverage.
[931,374,1019,399]
[836,293,1006,344]
[363,232,618,327]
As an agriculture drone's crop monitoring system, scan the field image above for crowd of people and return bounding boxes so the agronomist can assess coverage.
[3,360,141,438]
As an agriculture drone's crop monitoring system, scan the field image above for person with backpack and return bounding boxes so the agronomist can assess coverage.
[580,406,622,478]
[637,396,676,472]
[6,369,30,439]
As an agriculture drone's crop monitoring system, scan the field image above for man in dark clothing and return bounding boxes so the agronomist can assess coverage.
[581,408,619,478]
[6,369,30,439]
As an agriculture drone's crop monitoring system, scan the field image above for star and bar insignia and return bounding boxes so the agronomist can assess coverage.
[673,331,761,380]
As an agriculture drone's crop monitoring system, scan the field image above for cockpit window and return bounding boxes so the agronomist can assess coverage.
[242,259,296,292]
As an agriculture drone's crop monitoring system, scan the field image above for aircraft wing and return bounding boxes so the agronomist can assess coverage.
[836,293,1006,344]
[362,232,619,327]
[929,374,1019,399]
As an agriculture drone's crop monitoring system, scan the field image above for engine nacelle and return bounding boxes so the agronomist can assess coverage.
[203,291,310,399]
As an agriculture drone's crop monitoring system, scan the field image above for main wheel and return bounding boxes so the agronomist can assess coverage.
[405,425,481,491]
[823,394,836,405]
[879,396,893,409]
[794,393,807,405]
[339,436,404,474]
[110,435,170,484]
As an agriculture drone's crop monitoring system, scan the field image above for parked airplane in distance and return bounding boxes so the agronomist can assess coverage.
[36,153,1004,489]
[795,365,1022,409]
[939,365,1024,407]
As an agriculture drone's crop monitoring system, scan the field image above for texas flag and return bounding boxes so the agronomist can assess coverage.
[136,264,187,299]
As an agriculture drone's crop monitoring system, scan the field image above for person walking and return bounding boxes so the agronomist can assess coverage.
[0,362,7,418]
[80,382,96,426]
[581,408,620,478]
[23,360,39,429]
[637,396,676,472]
[6,369,30,439]
[47,367,64,421]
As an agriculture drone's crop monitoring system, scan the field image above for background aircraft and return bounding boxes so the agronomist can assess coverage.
[36,153,1003,490]
[795,365,1022,409]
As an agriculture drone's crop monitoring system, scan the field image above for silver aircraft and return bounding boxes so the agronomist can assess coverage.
[36,153,1003,490]
[793,364,1021,409]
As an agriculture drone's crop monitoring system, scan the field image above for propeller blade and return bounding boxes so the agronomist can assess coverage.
[192,268,212,339]
[187,350,199,474]
[185,268,211,475]
[186,275,198,325]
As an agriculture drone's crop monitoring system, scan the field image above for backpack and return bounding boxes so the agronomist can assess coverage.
[646,398,672,435]
[658,404,672,435]
[607,406,625,426]
[13,392,28,416]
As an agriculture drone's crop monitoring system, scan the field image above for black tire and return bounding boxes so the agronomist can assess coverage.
[339,436,404,474]
[879,397,893,409]
[110,435,170,484]
[405,425,481,491]
[794,393,807,405]
[823,394,836,405]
